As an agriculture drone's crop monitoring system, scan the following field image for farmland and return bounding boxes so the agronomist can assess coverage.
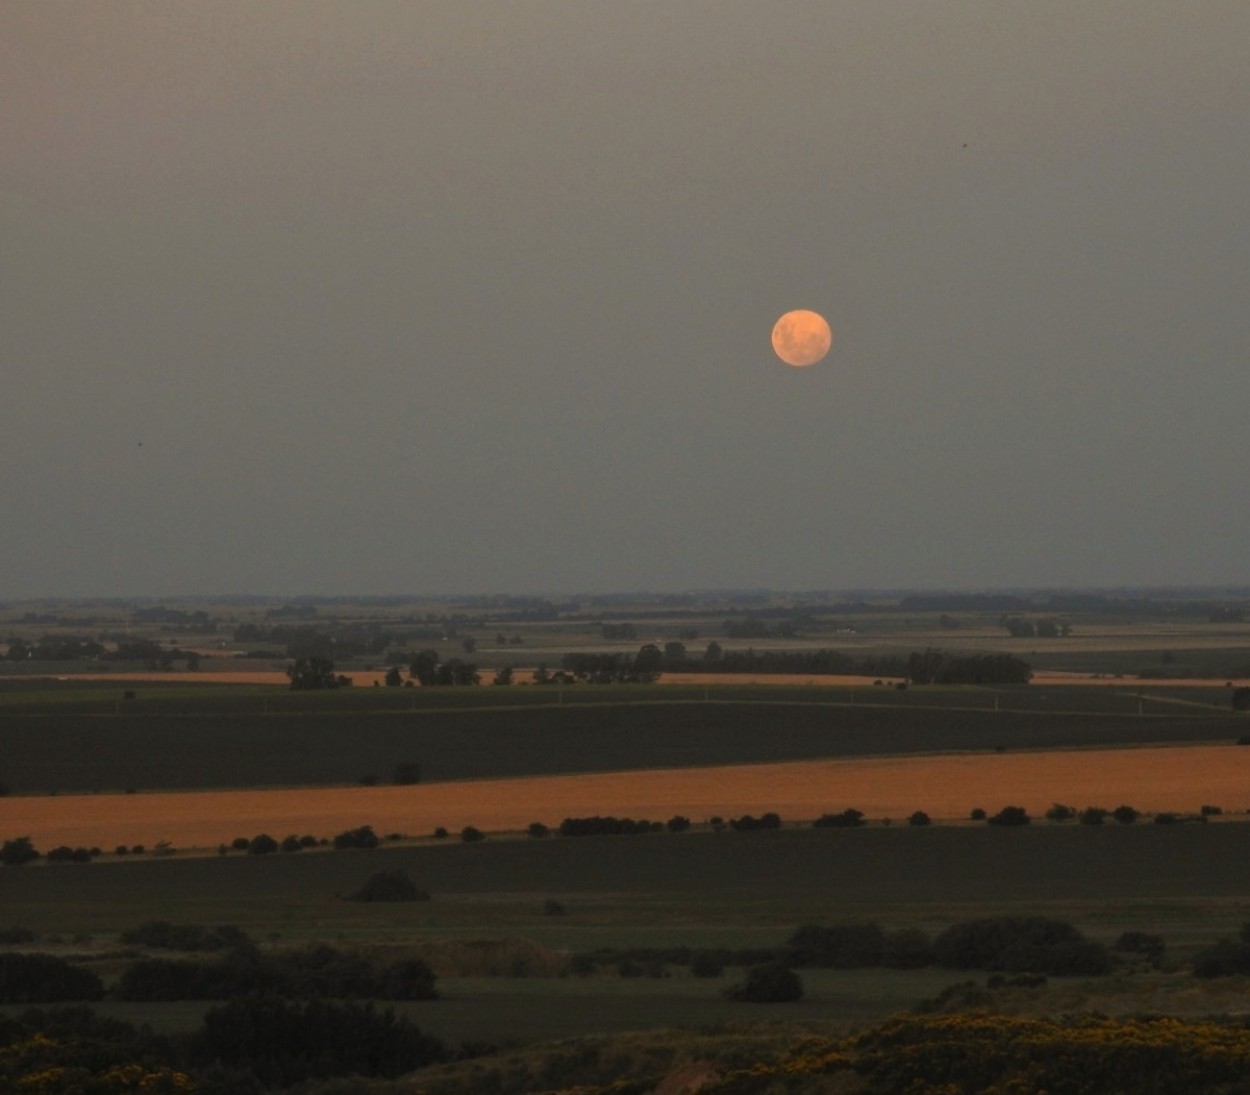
[2,591,1250,1091]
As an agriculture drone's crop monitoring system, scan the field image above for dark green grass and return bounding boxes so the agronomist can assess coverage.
[85,966,963,1045]
[6,825,1250,933]
[8,827,1250,1050]
[0,684,1243,793]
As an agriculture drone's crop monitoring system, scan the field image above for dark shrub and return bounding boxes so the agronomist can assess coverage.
[347,871,430,903]
[1115,931,1166,965]
[1193,939,1250,978]
[666,815,691,833]
[460,825,485,843]
[527,822,550,839]
[230,837,250,851]
[248,834,278,855]
[1078,806,1108,825]
[969,808,986,821]
[987,806,1030,826]
[0,837,39,866]
[333,825,380,850]
[280,835,303,853]
[908,810,932,827]
[1154,812,1181,825]
[726,963,803,1003]
[0,953,104,1003]
[188,995,448,1089]
[1044,803,1076,822]
[785,923,884,968]
[432,827,449,839]
[1201,804,1223,816]
[813,809,865,828]
[45,846,92,863]
[933,916,1108,975]
[1112,804,1140,824]
[730,813,781,831]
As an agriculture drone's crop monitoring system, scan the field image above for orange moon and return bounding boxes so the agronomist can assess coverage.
[771,309,833,367]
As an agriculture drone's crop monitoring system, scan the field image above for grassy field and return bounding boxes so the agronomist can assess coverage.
[6,825,1250,1050]
[0,679,1244,795]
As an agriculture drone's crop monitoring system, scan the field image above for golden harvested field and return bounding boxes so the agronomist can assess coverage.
[5,743,1248,852]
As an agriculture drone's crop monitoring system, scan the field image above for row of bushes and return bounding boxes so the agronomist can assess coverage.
[576,917,1121,980]
[0,799,1225,869]
[115,944,439,1002]
[0,997,451,1092]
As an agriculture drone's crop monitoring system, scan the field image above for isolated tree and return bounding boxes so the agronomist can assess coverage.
[384,666,403,687]
[726,963,803,1002]
[632,644,663,682]
[461,636,477,655]
[287,657,343,690]
[408,650,440,686]
[703,641,723,664]
[492,665,514,686]
[0,837,39,866]
[987,806,1031,826]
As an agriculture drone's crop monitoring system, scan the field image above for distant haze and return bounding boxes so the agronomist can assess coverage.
[4,2,1248,597]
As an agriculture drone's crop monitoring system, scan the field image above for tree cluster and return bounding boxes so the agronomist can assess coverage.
[286,656,352,689]
[407,649,480,685]
[931,916,1111,976]
[115,944,439,1002]
[907,649,1032,685]
[558,646,662,683]
[558,816,664,837]
[813,809,865,828]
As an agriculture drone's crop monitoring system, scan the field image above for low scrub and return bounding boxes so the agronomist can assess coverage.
[114,944,438,1001]
[0,953,104,1003]
[724,963,803,1003]
[932,916,1111,976]
[119,921,253,953]
[346,870,430,903]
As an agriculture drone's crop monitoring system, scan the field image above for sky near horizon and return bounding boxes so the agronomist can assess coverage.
[3,2,1248,598]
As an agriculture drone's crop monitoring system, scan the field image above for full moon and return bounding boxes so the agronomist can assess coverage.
[771,309,833,367]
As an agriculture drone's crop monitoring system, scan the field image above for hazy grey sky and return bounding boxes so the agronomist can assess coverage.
[4,2,1248,597]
